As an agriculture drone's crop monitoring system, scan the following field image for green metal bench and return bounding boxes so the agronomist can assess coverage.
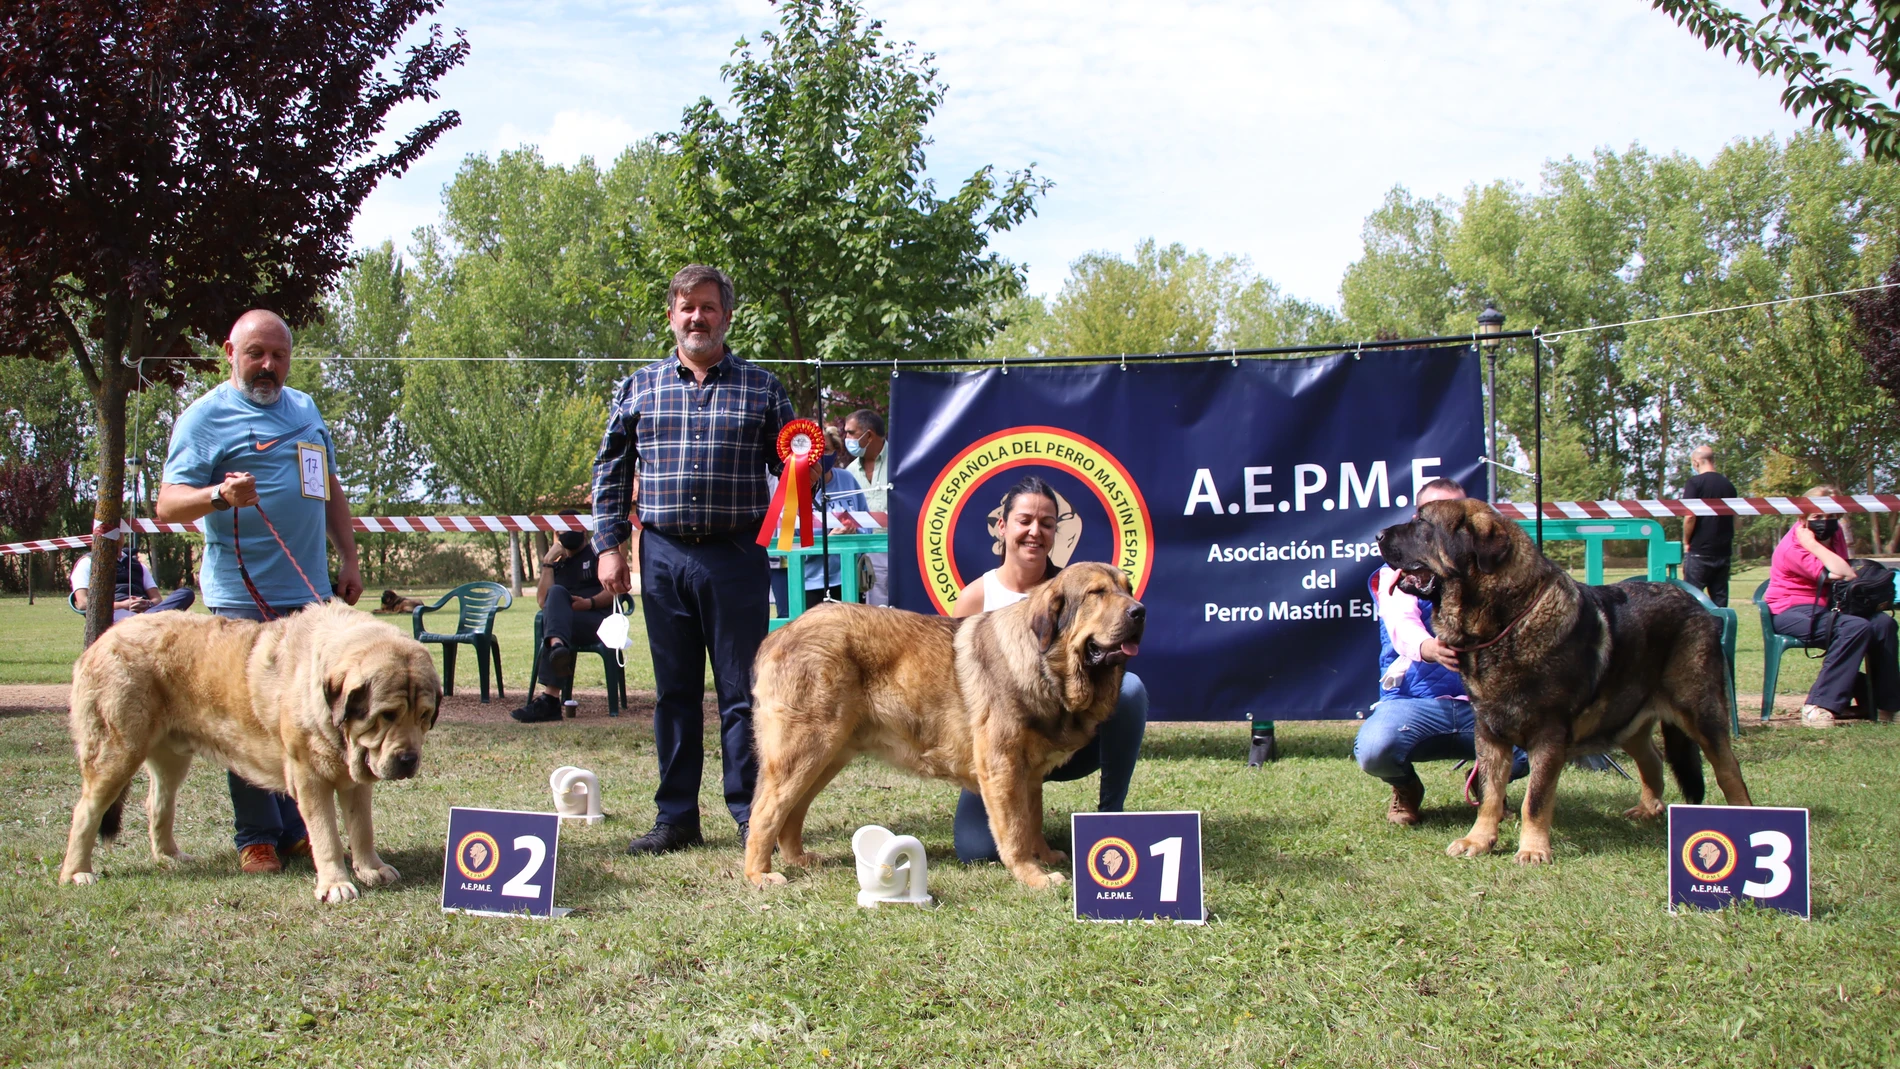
[767,531,888,630]
[1512,517,1684,583]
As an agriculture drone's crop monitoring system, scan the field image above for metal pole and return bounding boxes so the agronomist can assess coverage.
[1487,345,1498,502]
[816,358,831,599]
[1533,332,1544,548]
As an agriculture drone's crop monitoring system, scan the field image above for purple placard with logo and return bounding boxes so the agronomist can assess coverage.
[1667,804,1809,919]
[1071,811,1205,923]
[441,807,566,918]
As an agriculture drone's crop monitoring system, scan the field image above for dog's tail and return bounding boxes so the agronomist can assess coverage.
[97,783,131,841]
[1661,722,1706,805]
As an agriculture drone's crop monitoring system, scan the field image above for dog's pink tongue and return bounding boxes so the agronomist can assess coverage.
[1121,641,1140,657]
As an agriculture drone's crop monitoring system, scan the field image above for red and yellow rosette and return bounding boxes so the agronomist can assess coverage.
[757,418,824,550]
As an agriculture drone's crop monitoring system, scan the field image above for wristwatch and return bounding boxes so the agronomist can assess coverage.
[210,485,232,511]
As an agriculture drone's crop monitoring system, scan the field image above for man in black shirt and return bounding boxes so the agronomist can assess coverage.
[514,514,613,723]
[1681,445,1738,607]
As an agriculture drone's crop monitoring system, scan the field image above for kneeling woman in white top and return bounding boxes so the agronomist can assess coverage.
[949,474,1149,863]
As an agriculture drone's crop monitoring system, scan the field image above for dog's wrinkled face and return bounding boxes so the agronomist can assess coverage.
[324,640,442,783]
[1376,498,1518,600]
[1028,562,1146,670]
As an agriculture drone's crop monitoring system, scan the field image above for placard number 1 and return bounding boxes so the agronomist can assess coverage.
[501,835,547,898]
[1149,837,1182,902]
[1743,830,1792,899]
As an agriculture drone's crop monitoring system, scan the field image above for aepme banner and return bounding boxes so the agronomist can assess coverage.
[889,347,1485,720]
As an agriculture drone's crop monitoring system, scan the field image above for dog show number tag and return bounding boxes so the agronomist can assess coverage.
[441,807,568,919]
[1667,804,1809,919]
[1072,811,1205,923]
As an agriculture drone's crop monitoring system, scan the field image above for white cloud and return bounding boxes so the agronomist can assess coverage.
[352,0,1810,306]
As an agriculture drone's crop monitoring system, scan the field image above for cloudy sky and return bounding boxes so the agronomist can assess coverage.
[354,0,1809,306]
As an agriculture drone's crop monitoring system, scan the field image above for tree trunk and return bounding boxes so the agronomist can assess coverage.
[25,553,34,606]
[84,365,130,648]
[508,530,523,596]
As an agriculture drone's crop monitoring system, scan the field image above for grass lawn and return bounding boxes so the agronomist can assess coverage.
[1,567,1895,1066]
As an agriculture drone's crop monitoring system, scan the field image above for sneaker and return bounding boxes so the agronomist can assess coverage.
[510,693,564,724]
[625,822,703,856]
[1387,779,1424,826]
[545,641,575,688]
[1800,704,1836,729]
[238,843,282,874]
[283,837,312,861]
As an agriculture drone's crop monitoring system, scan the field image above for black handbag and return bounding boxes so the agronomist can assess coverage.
[1828,558,1897,618]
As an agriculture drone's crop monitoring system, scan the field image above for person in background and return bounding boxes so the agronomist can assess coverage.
[1355,478,1527,823]
[513,510,611,724]
[1680,444,1738,607]
[803,427,867,604]
[1765,485,1899,727]
[843,407,890,605]
[155,308,363,876]
[946,474,1148,863]
[69,542,194,623]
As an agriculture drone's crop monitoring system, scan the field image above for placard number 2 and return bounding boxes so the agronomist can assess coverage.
[1149,837,1182,902]
[501,835,547,898]
[1743,830,1793,899]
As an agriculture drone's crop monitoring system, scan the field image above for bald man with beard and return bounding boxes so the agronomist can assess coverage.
[157,309,363,876]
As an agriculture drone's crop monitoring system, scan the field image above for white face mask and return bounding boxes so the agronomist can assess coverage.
[596,598,633,664]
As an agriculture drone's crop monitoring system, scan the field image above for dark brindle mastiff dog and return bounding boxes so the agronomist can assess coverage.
[1376,499,1752,863]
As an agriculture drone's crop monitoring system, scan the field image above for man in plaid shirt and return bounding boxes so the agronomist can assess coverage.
[593,265,794,856]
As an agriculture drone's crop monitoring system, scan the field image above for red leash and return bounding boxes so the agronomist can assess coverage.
[232,502,326,620]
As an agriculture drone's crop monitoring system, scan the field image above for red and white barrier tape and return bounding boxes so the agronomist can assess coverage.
[3,511,891,556]
[1487,494,1900,521]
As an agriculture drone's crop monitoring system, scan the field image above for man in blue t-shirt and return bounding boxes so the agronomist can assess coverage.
[1355,479,1526,824]
[156,309,364,876]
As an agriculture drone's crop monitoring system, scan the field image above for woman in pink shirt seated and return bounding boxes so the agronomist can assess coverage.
[1765,484,1899,727]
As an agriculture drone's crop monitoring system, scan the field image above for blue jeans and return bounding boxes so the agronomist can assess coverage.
[639,529,770,830]
[109,586,196,624]
[954,672,1149,863]
[1353,696,1529,792]
[211,603,311,851]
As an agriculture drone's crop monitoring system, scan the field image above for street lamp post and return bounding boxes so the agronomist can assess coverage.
[1477,300,1505,501]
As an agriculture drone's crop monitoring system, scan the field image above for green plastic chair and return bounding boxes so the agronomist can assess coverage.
[67,591,83,615]
[1753,579,1824,722]
[412,582,512,703]
[1666,579,1740,736]
[528,610,628,718]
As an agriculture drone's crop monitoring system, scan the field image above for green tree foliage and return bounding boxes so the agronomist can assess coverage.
[1653,1,1900,160]
[988,240,1340,360]
[1342,132,1900,506]
[629,0,1049,417]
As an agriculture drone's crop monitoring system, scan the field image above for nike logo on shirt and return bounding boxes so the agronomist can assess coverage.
[254,438,280,450]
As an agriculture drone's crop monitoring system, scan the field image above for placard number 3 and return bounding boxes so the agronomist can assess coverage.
[1742,830,1793,899]
[1150,837,1183,902]
[501,835,548,898]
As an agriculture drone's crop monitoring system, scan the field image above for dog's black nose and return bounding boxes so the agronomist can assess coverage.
[1127,603,1145,622]
[394,751,419,776]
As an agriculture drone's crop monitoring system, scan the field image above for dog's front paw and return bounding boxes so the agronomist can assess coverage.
[1514,845,1553,866]
[1446,835,1496,858]
[1037,847,1069,866]
[782,851,820,868]
[353,862,399,887]
[747,871,789,887]
[64,871,98,886]
[156,852,196,868]
[1622,800,1664,821]
[316,879,361,903]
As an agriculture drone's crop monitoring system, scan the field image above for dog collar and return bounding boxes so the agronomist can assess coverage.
[1440,580,1556,655]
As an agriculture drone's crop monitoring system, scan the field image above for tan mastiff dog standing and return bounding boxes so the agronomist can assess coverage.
[60,603,440,902]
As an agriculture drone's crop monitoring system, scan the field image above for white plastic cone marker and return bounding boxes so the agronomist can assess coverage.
[550,766,605,824]
[852,825,933,908]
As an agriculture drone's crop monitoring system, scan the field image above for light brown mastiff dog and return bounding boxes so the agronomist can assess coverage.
[60,601,440,902]
[746,562,1145,889]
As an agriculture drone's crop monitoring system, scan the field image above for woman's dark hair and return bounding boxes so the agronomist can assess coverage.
[999,474,1059,519]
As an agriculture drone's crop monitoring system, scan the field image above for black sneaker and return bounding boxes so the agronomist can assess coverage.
[625,822,703,855]
[510,693,564,724]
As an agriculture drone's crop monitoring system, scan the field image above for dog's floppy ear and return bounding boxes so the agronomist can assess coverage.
[1470,510,1515,574]
[325,673,370,728]
[1030,586,1066,653]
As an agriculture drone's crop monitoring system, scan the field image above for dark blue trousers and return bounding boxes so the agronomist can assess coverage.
[639,529,770,830]
[210,603,309,851]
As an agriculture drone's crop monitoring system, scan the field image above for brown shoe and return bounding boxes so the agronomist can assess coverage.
[1387,779,1425,826]
[238,843,283,874]
[284,838,312,861]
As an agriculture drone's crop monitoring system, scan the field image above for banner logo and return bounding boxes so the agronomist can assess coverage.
[917,426,1153,614]
[1680,829,1738,883]
[1086,836,1140,889]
